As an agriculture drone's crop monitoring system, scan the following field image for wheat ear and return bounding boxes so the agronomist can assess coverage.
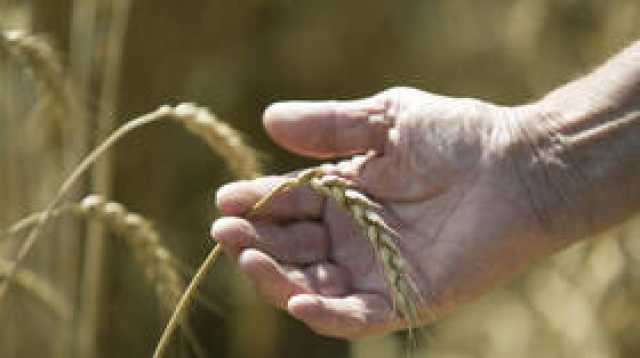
[76,195,209,358]
[0,259,72,321]
[171,103,261,179]
[0,30,67,101]
[2,195,201,316]
[251,168,421,330]
[77,195,186,309]
[0,30,83,136]
[2,196,217,356]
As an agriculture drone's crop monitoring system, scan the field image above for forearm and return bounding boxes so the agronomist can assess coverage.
[516,41,640,244]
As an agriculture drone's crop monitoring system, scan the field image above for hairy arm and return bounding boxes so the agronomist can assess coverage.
[513,41,640,245]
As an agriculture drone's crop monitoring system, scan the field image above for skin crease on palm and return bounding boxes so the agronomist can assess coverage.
[211,42,640,339]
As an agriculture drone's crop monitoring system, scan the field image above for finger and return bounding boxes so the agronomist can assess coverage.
[287,293,395,339]
[211,217,330,264]
[216,176,324,221]
[263,97,391,159]
[238,249,353,309]
[238,248,313,309]
[210,217,256,258]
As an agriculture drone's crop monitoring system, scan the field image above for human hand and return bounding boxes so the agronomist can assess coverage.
[211,87,550,338]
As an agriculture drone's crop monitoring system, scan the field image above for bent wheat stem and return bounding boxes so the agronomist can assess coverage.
[154,168,421,357]
[3,197,222,317]
[153,243,224,358]
[0,101,258,307]
[0,259,72,321]
[249,168,420,328]
[0,106,173,306]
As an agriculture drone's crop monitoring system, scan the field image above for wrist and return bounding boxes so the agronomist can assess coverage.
[505,86,640,247]
[495,102,578,246]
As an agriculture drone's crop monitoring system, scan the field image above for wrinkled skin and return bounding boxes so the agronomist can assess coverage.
[212,87,549,338]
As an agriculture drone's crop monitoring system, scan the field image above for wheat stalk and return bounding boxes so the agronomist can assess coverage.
[312,176,420,330]
[0,102,256,356]
[1,196,198,315]
[0,106,174,307]
[0,98,257,355]
[252,168,421,330]
[3,195,211,357]
[0,259,72,321]
[77,195,212,358]
[153,168,421,357]
[0,30,67,103]
[0,30,85,145]
[0,34,87,344]
[79,1,134,354]
[0,101,255,299]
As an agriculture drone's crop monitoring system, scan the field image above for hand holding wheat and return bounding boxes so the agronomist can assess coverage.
[212,87,560,338]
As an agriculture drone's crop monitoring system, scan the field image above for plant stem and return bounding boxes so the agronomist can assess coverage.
[78,1,132,356]
[153,243,224,358]
[0,106,172,308]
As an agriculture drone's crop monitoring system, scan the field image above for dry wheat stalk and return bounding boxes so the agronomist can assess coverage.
[75,195,208,358]
[0,259,72,321]
[153,241,223,358]
[80,2,134,354]
[252,168,421,330]
[0,30,67,101]
[77,195,210,358]
[2,195,202,317]
[2,196,219,352]
[312,176,420,330]
[0,106,174,306]
[0,98,256,355]
[0,32,87,322]
[0,102,256,301]
[0,30,84,144]
[154,167,421,357]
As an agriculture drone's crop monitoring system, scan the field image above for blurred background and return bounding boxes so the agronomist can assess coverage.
[0,0,639,357]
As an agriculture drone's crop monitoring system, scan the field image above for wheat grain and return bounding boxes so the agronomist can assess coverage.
[0,259,72,321]
[171,103,261,179]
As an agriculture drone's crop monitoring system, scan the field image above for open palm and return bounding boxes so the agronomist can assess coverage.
[212,87,547,338]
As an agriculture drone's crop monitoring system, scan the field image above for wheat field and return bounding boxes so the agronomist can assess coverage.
[1,1,639,357]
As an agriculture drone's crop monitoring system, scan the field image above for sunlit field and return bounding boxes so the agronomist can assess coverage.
[1,1,639,357]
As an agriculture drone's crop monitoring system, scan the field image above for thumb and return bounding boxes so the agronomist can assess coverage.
[262,95,391,159]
